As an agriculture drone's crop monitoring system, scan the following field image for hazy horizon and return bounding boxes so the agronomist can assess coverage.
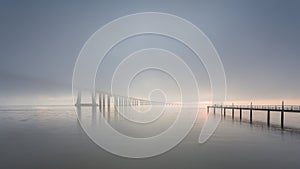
[1,0,299,105]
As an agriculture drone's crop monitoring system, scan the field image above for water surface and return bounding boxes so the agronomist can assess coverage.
[0,105,299,169]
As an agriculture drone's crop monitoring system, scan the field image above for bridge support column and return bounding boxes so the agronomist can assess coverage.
[103,94,106,108]
[99,93,102,110]
[107,95,111,112]
[91,92,96,106]
[76,91,81,106]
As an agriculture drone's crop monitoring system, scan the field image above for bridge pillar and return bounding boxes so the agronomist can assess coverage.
[113,96,118,106]
[76,91,81,106]
[92,106,96,126]
[99,93,102,110]
[91,92,97,106]
[102,94,106,108]
[108,95,111,112]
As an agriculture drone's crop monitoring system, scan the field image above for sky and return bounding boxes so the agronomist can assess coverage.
[0,0,299,105]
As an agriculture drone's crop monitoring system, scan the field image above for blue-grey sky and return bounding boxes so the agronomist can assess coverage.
[0,0,299,105]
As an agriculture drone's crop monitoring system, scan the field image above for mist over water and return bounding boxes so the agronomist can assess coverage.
[1,106,299,169]
[1,1,300,168]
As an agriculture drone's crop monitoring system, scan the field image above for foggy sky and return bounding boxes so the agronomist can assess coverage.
[0,0,299,105]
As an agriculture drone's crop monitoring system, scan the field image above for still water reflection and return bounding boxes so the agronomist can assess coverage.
[0,105,300,169]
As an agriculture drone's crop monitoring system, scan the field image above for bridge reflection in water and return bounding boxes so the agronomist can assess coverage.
[74,91,180,132]
[75,101,190,139]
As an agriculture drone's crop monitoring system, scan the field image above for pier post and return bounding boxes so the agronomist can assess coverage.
[267,110,270,127]
[240,108,242,120]
[281,101,284,129]
[232,104,234,119]
[224,108,226,117]
[250,102,253,123]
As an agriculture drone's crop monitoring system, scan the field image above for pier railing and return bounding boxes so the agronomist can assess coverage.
[210,104,300,112]
[207,101,300,129]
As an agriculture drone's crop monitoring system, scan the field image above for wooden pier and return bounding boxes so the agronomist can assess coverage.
[207,101,300,129]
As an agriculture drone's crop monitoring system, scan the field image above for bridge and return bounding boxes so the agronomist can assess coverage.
[75,91,172,110]
[207,101,300,129]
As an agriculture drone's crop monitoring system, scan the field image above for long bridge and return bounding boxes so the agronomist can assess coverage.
[207,101,300,129]
[75,91,170,109]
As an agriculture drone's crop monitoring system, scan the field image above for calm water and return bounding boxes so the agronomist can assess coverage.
[0,105,300,169]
